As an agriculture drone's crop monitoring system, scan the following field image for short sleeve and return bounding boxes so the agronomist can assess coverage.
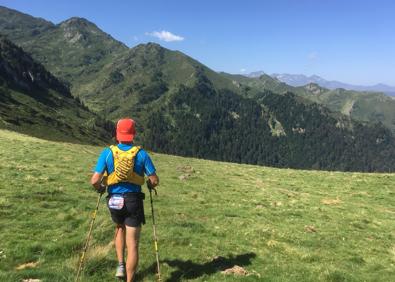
[94,148,112,173]
[141,150,156,176]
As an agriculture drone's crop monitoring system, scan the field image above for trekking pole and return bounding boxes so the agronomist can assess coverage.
[75,192,103,282]
[148,181,162,282]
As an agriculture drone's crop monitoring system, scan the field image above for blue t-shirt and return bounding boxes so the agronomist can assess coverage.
[94,143,156,194]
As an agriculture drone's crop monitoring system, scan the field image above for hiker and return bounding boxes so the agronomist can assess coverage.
[90,118,159,281]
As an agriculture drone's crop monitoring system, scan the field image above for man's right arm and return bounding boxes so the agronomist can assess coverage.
[91,148,110,193]
[91,172,104,190]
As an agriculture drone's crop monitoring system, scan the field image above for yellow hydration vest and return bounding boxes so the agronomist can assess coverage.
[106,145,145,186]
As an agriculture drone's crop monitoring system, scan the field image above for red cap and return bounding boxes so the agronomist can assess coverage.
[116,118,136,142]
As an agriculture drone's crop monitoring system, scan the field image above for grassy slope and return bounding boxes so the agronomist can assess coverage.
[0,130,394,282]
[0,85,109,144]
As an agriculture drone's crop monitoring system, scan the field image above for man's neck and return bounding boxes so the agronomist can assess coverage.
[119,142,133,145]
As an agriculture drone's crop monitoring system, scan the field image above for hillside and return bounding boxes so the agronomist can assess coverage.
[73,42,240,115]
[0,130,394,281]
[298,84,395,134]
[224,73,395,135]
[1,6,395,172]
[0,35,112,144]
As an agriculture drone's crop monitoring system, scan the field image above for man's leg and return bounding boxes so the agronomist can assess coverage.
[115,224,125,264]
[114,224,127,278]
[125,225,141,282]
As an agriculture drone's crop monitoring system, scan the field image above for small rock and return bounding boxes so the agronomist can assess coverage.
[304,225,317,233]
[321,198,342,205]
[16,261,39,270]
[177,165,195,174]
[266,239,278,247]
[273,201,282,207]
[221,265,248,276]
[178,175,186,180]
[178,174,190,180]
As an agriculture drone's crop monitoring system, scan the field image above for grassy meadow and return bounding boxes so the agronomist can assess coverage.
[0,129,394,281]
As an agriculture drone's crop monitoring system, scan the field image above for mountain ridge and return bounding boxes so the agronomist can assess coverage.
[271,73,395,96]
[0,6,128,90]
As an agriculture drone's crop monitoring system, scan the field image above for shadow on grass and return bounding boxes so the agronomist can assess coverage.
[138,252,256,282]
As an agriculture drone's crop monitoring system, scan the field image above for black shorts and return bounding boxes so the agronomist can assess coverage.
[107,193,145,227]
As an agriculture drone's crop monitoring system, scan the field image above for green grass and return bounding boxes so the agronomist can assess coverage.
[0,129,394,281]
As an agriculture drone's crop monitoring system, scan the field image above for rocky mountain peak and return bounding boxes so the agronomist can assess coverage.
[304,83,325,94]
[60,17,94,28]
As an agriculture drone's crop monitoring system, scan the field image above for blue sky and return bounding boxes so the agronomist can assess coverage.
[1,0,395,85]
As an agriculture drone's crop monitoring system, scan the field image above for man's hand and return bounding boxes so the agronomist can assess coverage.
[147,174,159,190]
[146,179,155,190]
[91,172,106,193]
[97,183,106,194]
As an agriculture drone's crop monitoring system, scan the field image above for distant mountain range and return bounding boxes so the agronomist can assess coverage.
[248,71,395,96]
[1,5,395,171]
[269,73,395,96]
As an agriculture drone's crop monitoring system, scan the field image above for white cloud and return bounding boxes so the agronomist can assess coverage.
[146,30,184,42]
[132,36,139,41]
[240,68,247,73]
[308,51,318,60]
